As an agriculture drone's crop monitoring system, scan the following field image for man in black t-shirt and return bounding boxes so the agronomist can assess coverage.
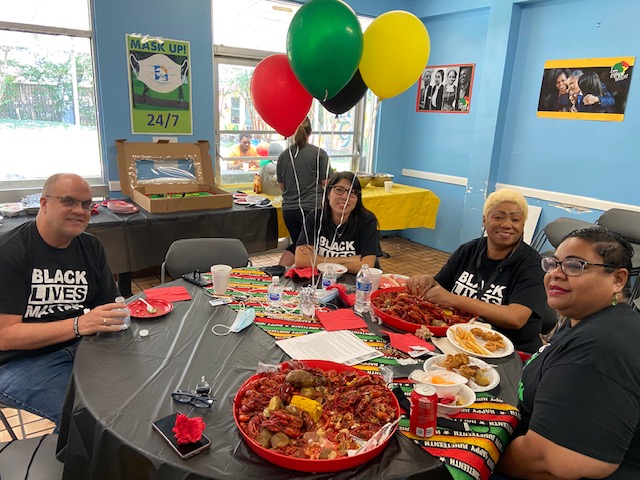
[0,173,127,426]
[407,189,546,353]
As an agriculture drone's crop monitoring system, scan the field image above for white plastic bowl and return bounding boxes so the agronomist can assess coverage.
[437,384,476,416]
[410,370,467,398]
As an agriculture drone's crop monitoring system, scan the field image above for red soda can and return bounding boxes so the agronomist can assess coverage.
[410,384,437,438]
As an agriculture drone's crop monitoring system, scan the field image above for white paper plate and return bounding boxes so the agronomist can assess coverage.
[423,354,500,392]
[317,263,348,277]
[246,195,268,204]
[233,193,248,199]
[446,324,514,359]
[234,199,251,205]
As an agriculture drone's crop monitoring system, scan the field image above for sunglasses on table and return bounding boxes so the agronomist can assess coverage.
[45,195,93,211]
[540,257,619,277]
[171,391,215,408]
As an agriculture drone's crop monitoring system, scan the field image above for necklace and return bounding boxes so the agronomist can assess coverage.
[333,223,344,238]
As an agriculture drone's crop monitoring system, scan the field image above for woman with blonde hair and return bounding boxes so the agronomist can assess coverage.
[407,189,546,353]
[277,117,331,266]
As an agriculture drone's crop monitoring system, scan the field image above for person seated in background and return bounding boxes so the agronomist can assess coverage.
[228,134,259,170]
[0,173,127,427]
[495,227,640,479]
[407,189,546,353]
[294,172,379,274]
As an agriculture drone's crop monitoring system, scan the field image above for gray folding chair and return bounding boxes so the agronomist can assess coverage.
[597,208,640,276]
[160,238,250,284]
[530,217,595,256]
[0,434,63,479]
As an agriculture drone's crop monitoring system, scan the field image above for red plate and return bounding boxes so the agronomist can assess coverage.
[233,360,400,473]
[371,287,474,337]
[128,299,173,318]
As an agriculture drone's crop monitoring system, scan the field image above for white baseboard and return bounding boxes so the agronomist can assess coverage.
[397,168,638,213]
[496,183,640,213]
[401,169,468,187]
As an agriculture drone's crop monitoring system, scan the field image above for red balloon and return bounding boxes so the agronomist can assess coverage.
[256,141,269,156]
[251,55,312,137]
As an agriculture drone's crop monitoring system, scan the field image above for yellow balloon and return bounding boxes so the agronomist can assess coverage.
[360,11,430,100]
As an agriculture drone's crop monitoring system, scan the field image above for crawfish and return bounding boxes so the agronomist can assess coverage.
[261,409,304,438]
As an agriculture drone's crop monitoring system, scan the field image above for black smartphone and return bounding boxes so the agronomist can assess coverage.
[152,412,211,460]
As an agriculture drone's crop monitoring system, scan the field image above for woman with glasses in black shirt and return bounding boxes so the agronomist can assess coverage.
[294,172,380,274]
[495,227,640,479]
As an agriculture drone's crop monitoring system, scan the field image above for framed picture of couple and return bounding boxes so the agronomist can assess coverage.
[537,56,634,122]
[416,63,475,114]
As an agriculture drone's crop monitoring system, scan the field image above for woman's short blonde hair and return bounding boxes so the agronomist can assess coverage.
[483,189,528,221]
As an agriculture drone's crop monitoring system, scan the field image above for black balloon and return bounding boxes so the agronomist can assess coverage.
[321,69,368,115]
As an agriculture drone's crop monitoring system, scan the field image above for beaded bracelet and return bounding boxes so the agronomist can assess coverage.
[73,316,81,338]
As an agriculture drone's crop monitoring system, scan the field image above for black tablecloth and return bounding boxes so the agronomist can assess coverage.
[0,203,278,275]
[55,281,455,479]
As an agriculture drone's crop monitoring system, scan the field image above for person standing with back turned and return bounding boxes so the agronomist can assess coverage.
[277,117,331,266]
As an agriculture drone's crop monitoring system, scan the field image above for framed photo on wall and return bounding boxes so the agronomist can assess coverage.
[537,56,634,122]
[416,63,475,113]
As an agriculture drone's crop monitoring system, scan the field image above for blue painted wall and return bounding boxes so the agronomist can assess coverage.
[91,0,639,254]
[372,0,639,253]
[92,0,214,187]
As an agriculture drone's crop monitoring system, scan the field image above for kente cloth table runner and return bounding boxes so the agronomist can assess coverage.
[216,269,520,480]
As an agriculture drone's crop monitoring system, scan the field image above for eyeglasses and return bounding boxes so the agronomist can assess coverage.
[540,257,619,277]
[171,391,215,408]
[45,195,93,211]
[331,186,360,198]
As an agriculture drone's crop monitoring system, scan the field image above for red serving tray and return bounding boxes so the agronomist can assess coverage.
[233,360,400,473]
[371,286,474,337]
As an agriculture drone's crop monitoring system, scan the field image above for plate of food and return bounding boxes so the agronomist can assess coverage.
[447,324,514,359]
[370,287,476,336]
[378,274,409,289]
[423,353,500,392]
[317,263,348,277]
[233,192,248,199]
[234,360,400,473]
[234,199,251,205]
[128,299,173,319]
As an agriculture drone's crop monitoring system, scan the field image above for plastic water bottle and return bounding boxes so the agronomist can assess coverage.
[354,265,372,315]
[321,264,337,289]
[267,276,283,308]
[115,296,131,331]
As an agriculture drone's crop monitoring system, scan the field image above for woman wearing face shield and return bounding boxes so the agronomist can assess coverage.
[294,172,380,275]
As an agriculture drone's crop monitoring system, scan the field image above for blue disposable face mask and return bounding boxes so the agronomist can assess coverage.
[211,308,255,336]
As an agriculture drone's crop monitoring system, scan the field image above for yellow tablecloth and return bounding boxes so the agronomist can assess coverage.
[249,183,440,238]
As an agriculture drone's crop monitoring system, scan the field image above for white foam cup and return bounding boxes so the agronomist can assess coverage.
[384,181,393,193]
[369,268,383,292]
[211,265,232,294]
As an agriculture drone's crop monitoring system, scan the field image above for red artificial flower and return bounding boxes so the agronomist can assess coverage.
[172,413,206,444]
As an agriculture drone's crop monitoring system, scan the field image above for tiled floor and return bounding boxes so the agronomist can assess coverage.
[0,235,449,442]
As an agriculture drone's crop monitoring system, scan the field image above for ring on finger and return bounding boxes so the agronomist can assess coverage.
[103,318,108,326]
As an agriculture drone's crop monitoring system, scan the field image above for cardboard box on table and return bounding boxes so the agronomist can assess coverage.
[115,139,232,213]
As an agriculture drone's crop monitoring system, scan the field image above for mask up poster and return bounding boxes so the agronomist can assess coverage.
[126,34,192,134]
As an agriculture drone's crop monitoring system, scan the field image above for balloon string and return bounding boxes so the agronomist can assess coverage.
[364,100,381,164]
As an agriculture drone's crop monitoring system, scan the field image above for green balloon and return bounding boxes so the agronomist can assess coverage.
[287,0,363,101]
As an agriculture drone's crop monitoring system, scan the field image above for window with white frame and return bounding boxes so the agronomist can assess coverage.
[212,0,377,187]
[0,1,103,201]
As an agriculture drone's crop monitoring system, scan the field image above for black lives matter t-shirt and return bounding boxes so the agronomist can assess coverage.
[0,221,119,364]
[435,237,546,352]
